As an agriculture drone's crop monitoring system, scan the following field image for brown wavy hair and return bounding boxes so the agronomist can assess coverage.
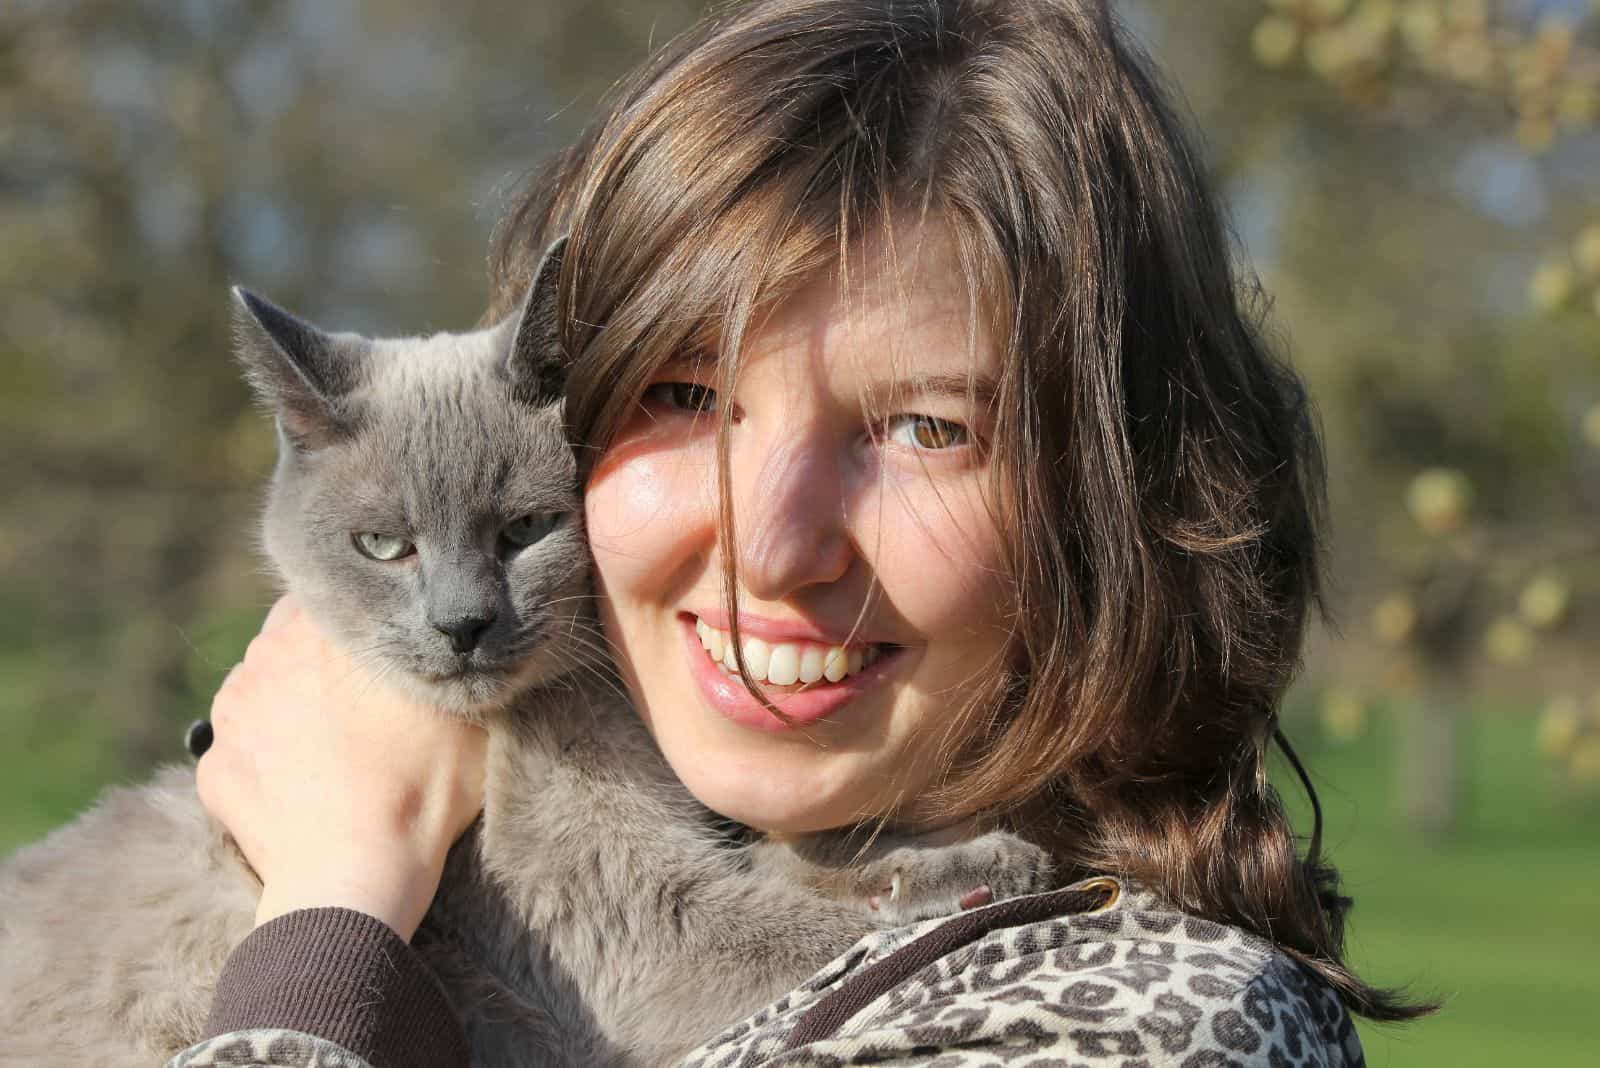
[487,0,1429,1022]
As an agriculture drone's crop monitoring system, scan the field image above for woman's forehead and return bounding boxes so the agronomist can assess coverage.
[775,271,995,388]
[695,229,1002,398]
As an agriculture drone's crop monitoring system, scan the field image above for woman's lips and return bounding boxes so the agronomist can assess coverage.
[678,613,903,731]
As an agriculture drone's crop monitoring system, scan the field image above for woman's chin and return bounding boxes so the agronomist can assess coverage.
[665,748,864,834]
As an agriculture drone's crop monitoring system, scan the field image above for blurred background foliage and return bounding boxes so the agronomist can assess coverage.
[1,0,1596,1063]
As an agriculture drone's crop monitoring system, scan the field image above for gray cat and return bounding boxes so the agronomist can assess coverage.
[0,238,1051,1067]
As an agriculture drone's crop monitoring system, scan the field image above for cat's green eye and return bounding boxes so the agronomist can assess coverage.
[353,532,415,561]
[502,513,559,550]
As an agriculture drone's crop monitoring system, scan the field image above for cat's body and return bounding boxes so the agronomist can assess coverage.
[0,241,1048,1067]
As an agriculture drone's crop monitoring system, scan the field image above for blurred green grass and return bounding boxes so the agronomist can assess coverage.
[0,606,262,857]
[1281,706,1600,1067]
[3,700,1596,1064]
[0,654,124,858]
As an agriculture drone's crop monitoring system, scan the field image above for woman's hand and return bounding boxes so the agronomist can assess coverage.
[196,595,487,941]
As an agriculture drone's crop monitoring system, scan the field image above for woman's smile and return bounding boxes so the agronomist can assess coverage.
[679,610,906,732]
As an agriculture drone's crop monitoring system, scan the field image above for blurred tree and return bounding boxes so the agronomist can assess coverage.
[0,0,700,846]
[1211,0,1600,838]
[2,0,1597,853]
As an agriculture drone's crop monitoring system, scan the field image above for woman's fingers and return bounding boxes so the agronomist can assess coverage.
[259,594,301,634]
[195,599,487,941]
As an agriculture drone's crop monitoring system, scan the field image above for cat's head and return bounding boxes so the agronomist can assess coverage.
[232,239,590,720]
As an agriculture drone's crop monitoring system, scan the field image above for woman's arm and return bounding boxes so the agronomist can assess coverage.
[171,907,465,1068]
[170,595,486,1068]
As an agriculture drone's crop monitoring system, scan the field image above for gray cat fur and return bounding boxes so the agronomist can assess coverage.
[0,239,1050,1067]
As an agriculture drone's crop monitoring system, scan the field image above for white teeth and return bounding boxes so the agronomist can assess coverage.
[742,637,771,678]
[767,645,800,685]
[696,619,882,686]
[823,648,848,683]
[798,647,825,684]
[697,620,725,661]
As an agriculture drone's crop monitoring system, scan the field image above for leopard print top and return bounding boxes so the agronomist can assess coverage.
[168,878,1365,1068]
[678,877,1364,1067]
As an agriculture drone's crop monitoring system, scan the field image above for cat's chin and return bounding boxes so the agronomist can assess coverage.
[396,666,528,723]
[395,649,565,723]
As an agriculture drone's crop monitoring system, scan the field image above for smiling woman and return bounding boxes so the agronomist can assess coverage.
[586,223,1015,833]
[491,0,1432,1031]
[162,0,1432,1065]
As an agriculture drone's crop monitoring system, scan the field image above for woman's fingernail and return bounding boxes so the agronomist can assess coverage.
[959,886,993,910]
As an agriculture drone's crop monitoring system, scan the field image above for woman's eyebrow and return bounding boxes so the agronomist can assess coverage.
[884,371,999,406]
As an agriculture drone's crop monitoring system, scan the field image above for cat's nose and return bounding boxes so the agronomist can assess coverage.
[434,613,495,654]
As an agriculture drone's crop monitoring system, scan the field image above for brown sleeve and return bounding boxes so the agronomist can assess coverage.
[204,907,469,1068]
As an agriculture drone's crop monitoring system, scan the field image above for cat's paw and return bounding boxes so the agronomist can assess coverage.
[857,830,1054,925]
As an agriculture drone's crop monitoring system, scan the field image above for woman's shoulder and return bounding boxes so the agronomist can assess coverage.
[682,876,1366,1068]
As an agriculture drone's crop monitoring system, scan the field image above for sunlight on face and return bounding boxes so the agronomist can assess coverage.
[584,223,1015,834]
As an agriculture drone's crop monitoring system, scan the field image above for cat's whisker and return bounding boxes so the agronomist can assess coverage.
[552,632,626,674]
[544,640,631,705]
[559,616,628,659]
[565,667,630,706]
[542,591,603,605]
[552,646,627,687]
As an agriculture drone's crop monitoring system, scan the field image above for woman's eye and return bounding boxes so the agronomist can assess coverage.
[353,532,415,561]
[502,513,559,549]
[641,381,719,413]
[885,414,970,450]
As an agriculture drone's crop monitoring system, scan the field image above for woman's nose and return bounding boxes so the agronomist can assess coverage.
[732,428,854,600]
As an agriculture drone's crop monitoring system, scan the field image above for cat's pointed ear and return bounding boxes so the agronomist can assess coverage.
[231,287,367,450]
[504,235,570,408]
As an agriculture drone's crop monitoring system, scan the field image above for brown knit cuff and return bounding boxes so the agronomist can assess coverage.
[205,907,469,1068]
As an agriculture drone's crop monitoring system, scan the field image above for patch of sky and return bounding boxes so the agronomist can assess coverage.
[288,0,358,68]
[172,0,242,44]
[1546,133,1600,195]
[343,32,465,109]
[1521,0,1592,21]
[470,69,563,198]
[1226,171,1285,276]
[86,41,158,119]
[229,35,302,126]
[467,165,512,228]
[220,193,306,286]
[332,214,427,295]
[1452,142,1548,229]
[474,157,541,223]
[1116,0,1162,54]
[134,173,201,255]
[85,39,169,164]
[1480,250,1545,318]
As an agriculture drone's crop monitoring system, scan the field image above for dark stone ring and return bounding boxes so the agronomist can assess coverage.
[185,719,214,759]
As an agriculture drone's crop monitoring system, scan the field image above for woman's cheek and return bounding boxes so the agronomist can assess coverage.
[585,442,714,593]
[869,475,1010,629]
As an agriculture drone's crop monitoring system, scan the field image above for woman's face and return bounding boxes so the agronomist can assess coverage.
[584,229,1015,834]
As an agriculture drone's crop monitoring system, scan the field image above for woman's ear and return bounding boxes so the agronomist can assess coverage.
[504,234,569,408]
[231,287,370,450]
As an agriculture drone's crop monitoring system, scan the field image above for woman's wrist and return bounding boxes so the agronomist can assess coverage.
[253,853,445,942]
